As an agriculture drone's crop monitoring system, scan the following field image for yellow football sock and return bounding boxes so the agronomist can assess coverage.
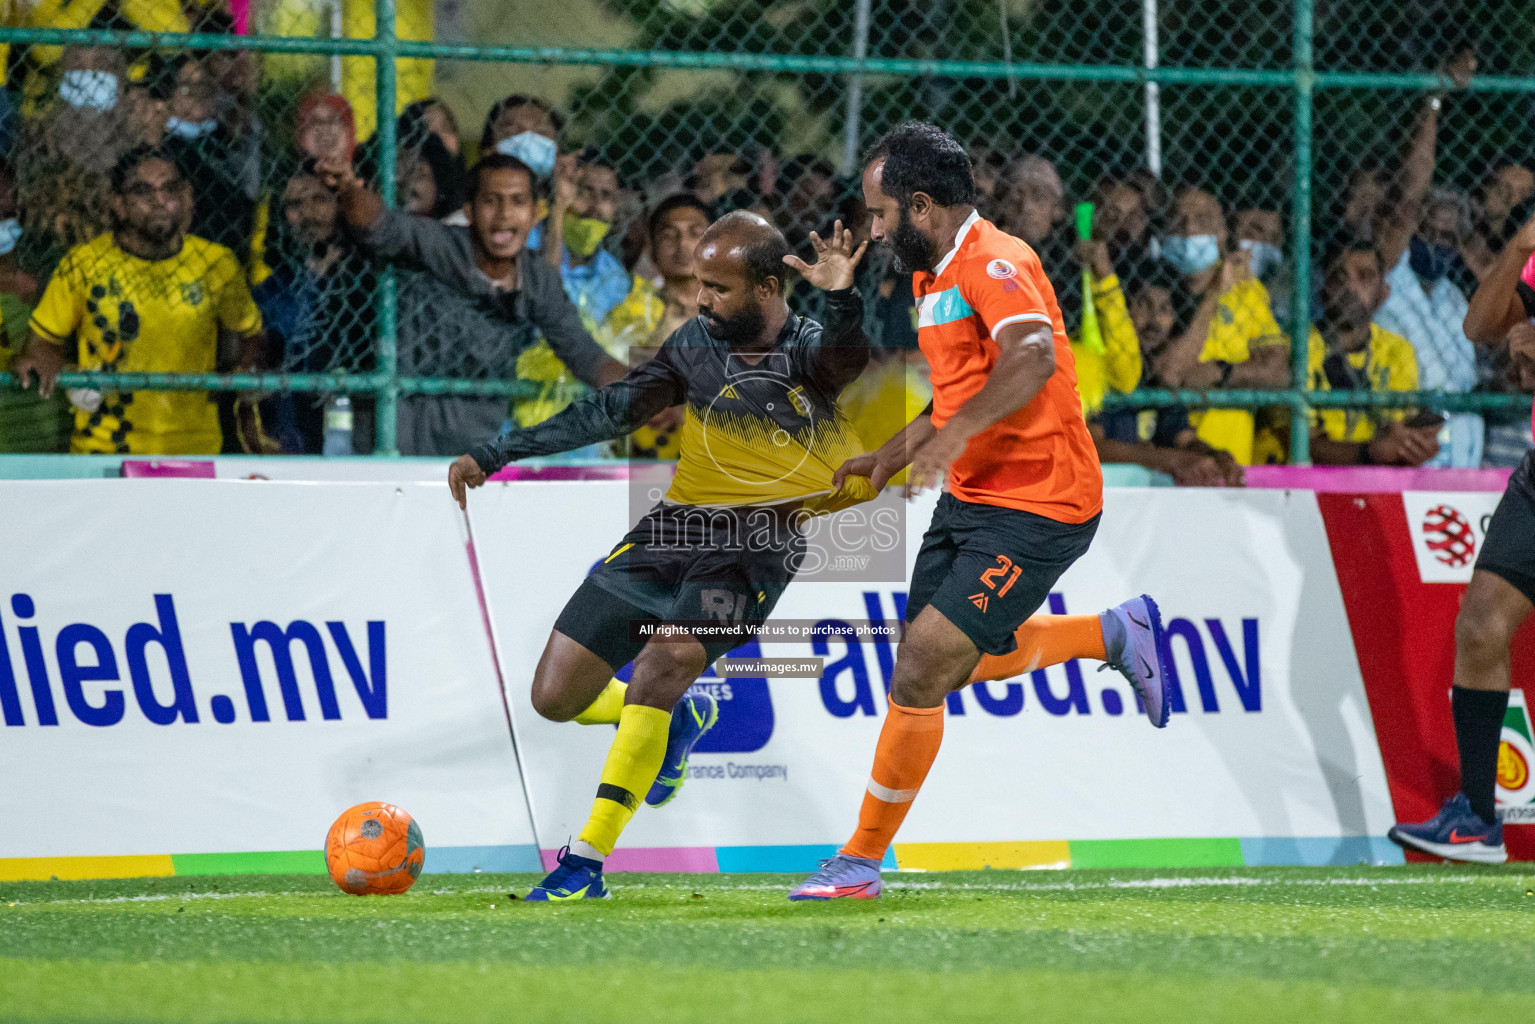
[576,703,670,856]
[573,679,628,725]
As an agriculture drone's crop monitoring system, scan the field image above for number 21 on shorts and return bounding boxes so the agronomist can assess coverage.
[979,555,1022,598]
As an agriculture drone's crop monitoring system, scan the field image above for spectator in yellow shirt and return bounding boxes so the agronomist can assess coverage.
[12,146,263,455]
[606,193,713,458]
[1152,185,1291,464]
[1084,265,1244,486]
[1307,239,1441,466]
[1068,237,1142,412]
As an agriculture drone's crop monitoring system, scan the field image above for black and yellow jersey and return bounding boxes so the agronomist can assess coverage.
[30,233,262,455]
[469,288,876,512]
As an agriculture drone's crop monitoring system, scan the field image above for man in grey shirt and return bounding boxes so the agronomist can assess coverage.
[318,151,627,455]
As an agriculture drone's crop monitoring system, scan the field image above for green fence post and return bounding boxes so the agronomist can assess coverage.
[374,0,400,456]
[1288,0,1314,465]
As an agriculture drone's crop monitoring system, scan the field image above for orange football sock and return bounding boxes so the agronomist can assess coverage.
[840,699,945,861]
[967,614,1107,684]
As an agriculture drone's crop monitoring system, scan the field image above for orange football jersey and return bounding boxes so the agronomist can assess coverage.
[911,212,1103,524]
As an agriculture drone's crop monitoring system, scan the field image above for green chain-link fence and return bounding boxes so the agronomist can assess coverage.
[0,0,1530,462]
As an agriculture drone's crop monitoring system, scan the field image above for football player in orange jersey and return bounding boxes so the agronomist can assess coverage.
[790,122,1173,900]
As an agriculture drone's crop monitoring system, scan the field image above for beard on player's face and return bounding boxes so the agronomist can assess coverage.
[701,298,767,345]
[888,203,937,274]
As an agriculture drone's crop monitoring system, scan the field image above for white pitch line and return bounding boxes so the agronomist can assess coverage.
[9,873,1522,906]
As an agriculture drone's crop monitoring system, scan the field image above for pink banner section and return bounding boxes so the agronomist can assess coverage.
[120,459,216,479]
[230,0,250,34]
[1244,465,1513,493]
[540,846,721,873]
[488,464,633,482]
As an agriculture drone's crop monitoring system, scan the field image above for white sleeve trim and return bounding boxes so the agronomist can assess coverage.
[989,312,1054,339]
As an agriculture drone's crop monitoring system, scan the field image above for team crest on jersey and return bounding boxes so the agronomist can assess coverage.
[786,385,812,417]
[180,281,205,306]
[986,258,1017,280]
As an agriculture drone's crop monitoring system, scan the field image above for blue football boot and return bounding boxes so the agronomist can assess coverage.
[1389,793,1507,864]
[1101,595,1172,728]
[645,691,719,807]
[788,854,884,901]
[524,845,611,901]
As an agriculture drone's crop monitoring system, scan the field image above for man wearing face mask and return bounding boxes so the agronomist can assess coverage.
[1232,206,1292,332]
[546,152,630,327]
[514,151,634,431]
[1154,185,1290,465]
[317,151,627,456]
[16,41,138,259]
[480,93,562,181]
[160,56,256,257]
[1089,267,1244,487]
[1306,241,1438,466]
[1373,187,1484,467]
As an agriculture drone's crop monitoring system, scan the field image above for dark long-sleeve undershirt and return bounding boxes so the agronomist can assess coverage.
[468,288,867,474]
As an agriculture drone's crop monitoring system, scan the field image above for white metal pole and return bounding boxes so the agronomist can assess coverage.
[842,0,873,175]
[1143,0,1162,177]
[331,0,344,94]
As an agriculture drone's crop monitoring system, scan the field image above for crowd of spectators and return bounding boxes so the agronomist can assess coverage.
[0,25,1530,480]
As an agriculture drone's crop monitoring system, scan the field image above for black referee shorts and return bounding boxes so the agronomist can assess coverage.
[1476,451,1535,607]
[907,493,1099,655]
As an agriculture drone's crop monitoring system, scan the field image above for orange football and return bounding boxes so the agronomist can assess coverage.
[325,802,425,895]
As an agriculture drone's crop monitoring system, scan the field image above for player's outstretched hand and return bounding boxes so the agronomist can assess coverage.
[782,219,868,292]
[448,453,487,510]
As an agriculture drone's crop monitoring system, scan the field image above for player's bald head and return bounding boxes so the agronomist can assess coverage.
[698,210,795,293]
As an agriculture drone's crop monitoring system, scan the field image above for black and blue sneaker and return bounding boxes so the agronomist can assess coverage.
[645,691,719,807]
[1388,793,1507,864]
[524,845,611,901]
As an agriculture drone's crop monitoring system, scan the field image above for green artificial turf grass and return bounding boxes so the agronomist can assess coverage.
[2,866,1534,1024]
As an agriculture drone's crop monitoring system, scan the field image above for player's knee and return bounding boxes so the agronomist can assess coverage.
[634,638,706,683]
[529,673,580,722]
[888,644,959,707]
[630,639,706,704]
[1456,574,1526,663]
[888,612,977,707]
[1454,604,1514,666]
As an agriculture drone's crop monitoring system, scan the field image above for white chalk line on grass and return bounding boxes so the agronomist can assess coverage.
[629,874,1517,894]
[11,873,1524,907]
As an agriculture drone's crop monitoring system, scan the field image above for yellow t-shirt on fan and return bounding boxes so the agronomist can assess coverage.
[1191,277,1286,465]
[30,234,262,455]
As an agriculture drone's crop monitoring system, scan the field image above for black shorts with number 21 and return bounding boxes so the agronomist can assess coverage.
[907,492,1099,655]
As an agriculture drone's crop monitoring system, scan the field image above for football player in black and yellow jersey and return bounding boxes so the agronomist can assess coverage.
[448,211,871,899]
[14,146,263,454]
